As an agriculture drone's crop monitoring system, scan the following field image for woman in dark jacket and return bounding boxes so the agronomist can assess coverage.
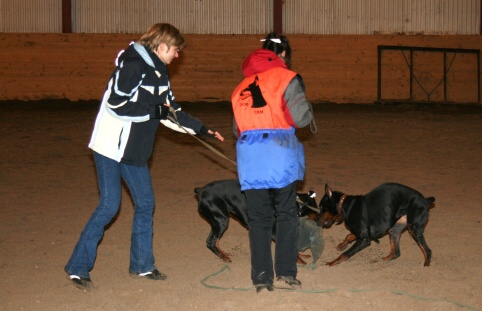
[65,23,224,290]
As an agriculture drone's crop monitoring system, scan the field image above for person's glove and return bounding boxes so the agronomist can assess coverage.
[154,104,169,119]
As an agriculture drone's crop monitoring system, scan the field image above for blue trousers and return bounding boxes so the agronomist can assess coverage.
[244,182,299,285]
[65,151,156,279]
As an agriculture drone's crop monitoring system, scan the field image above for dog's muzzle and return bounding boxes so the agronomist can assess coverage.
[318,212,334,228]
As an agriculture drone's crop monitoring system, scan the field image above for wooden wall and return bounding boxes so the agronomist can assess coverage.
[0,33,480,104]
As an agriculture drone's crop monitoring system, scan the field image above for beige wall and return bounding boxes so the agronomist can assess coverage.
[0,33,480,104]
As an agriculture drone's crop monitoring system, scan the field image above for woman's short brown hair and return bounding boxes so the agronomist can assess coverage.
[138,23,185,52]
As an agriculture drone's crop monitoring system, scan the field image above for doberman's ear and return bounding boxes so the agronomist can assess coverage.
[325,184,332,197]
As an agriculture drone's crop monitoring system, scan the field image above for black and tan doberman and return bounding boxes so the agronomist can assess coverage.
[317,183,435,266]
[195,179,323,264]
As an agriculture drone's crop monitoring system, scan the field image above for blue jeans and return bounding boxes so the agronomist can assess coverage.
[244,182,299,285]
[65,151,156,279]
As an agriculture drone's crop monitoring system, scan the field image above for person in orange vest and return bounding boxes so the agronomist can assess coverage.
[231,33,314,293]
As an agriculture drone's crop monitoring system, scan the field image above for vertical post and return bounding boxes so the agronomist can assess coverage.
[477,50,481,104]
[273,0,282,34]
[62,0,72,33]
[443,51,447,102]
[377,46,382,102]
[409,49,413,101]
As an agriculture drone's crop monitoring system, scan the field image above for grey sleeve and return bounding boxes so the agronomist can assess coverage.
[284,75,313,128]
[232,117,239,137]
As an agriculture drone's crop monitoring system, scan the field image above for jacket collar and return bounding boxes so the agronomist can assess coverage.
[242,49,287,77]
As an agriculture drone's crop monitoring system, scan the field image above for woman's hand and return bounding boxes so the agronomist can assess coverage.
[208,130,224,141]
[200,126,224,141]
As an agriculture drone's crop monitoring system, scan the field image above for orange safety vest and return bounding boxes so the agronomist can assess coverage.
[232,66,305,190]
[232,67,297,134]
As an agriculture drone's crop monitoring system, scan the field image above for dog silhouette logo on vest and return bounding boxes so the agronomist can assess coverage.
[239,76,267,108]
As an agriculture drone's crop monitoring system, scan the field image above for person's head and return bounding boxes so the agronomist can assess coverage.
[261,32,291,68]
[139,23,185,64]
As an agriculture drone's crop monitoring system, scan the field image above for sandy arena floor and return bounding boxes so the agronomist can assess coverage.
[0,100,481,311]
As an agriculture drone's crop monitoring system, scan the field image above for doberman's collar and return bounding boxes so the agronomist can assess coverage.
[337,194,347,216]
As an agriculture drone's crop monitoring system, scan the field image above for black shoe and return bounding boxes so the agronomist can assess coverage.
[255,283,274,293]
[68,274,93,291]
[273,276,301,290]
[129,269,167,281]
